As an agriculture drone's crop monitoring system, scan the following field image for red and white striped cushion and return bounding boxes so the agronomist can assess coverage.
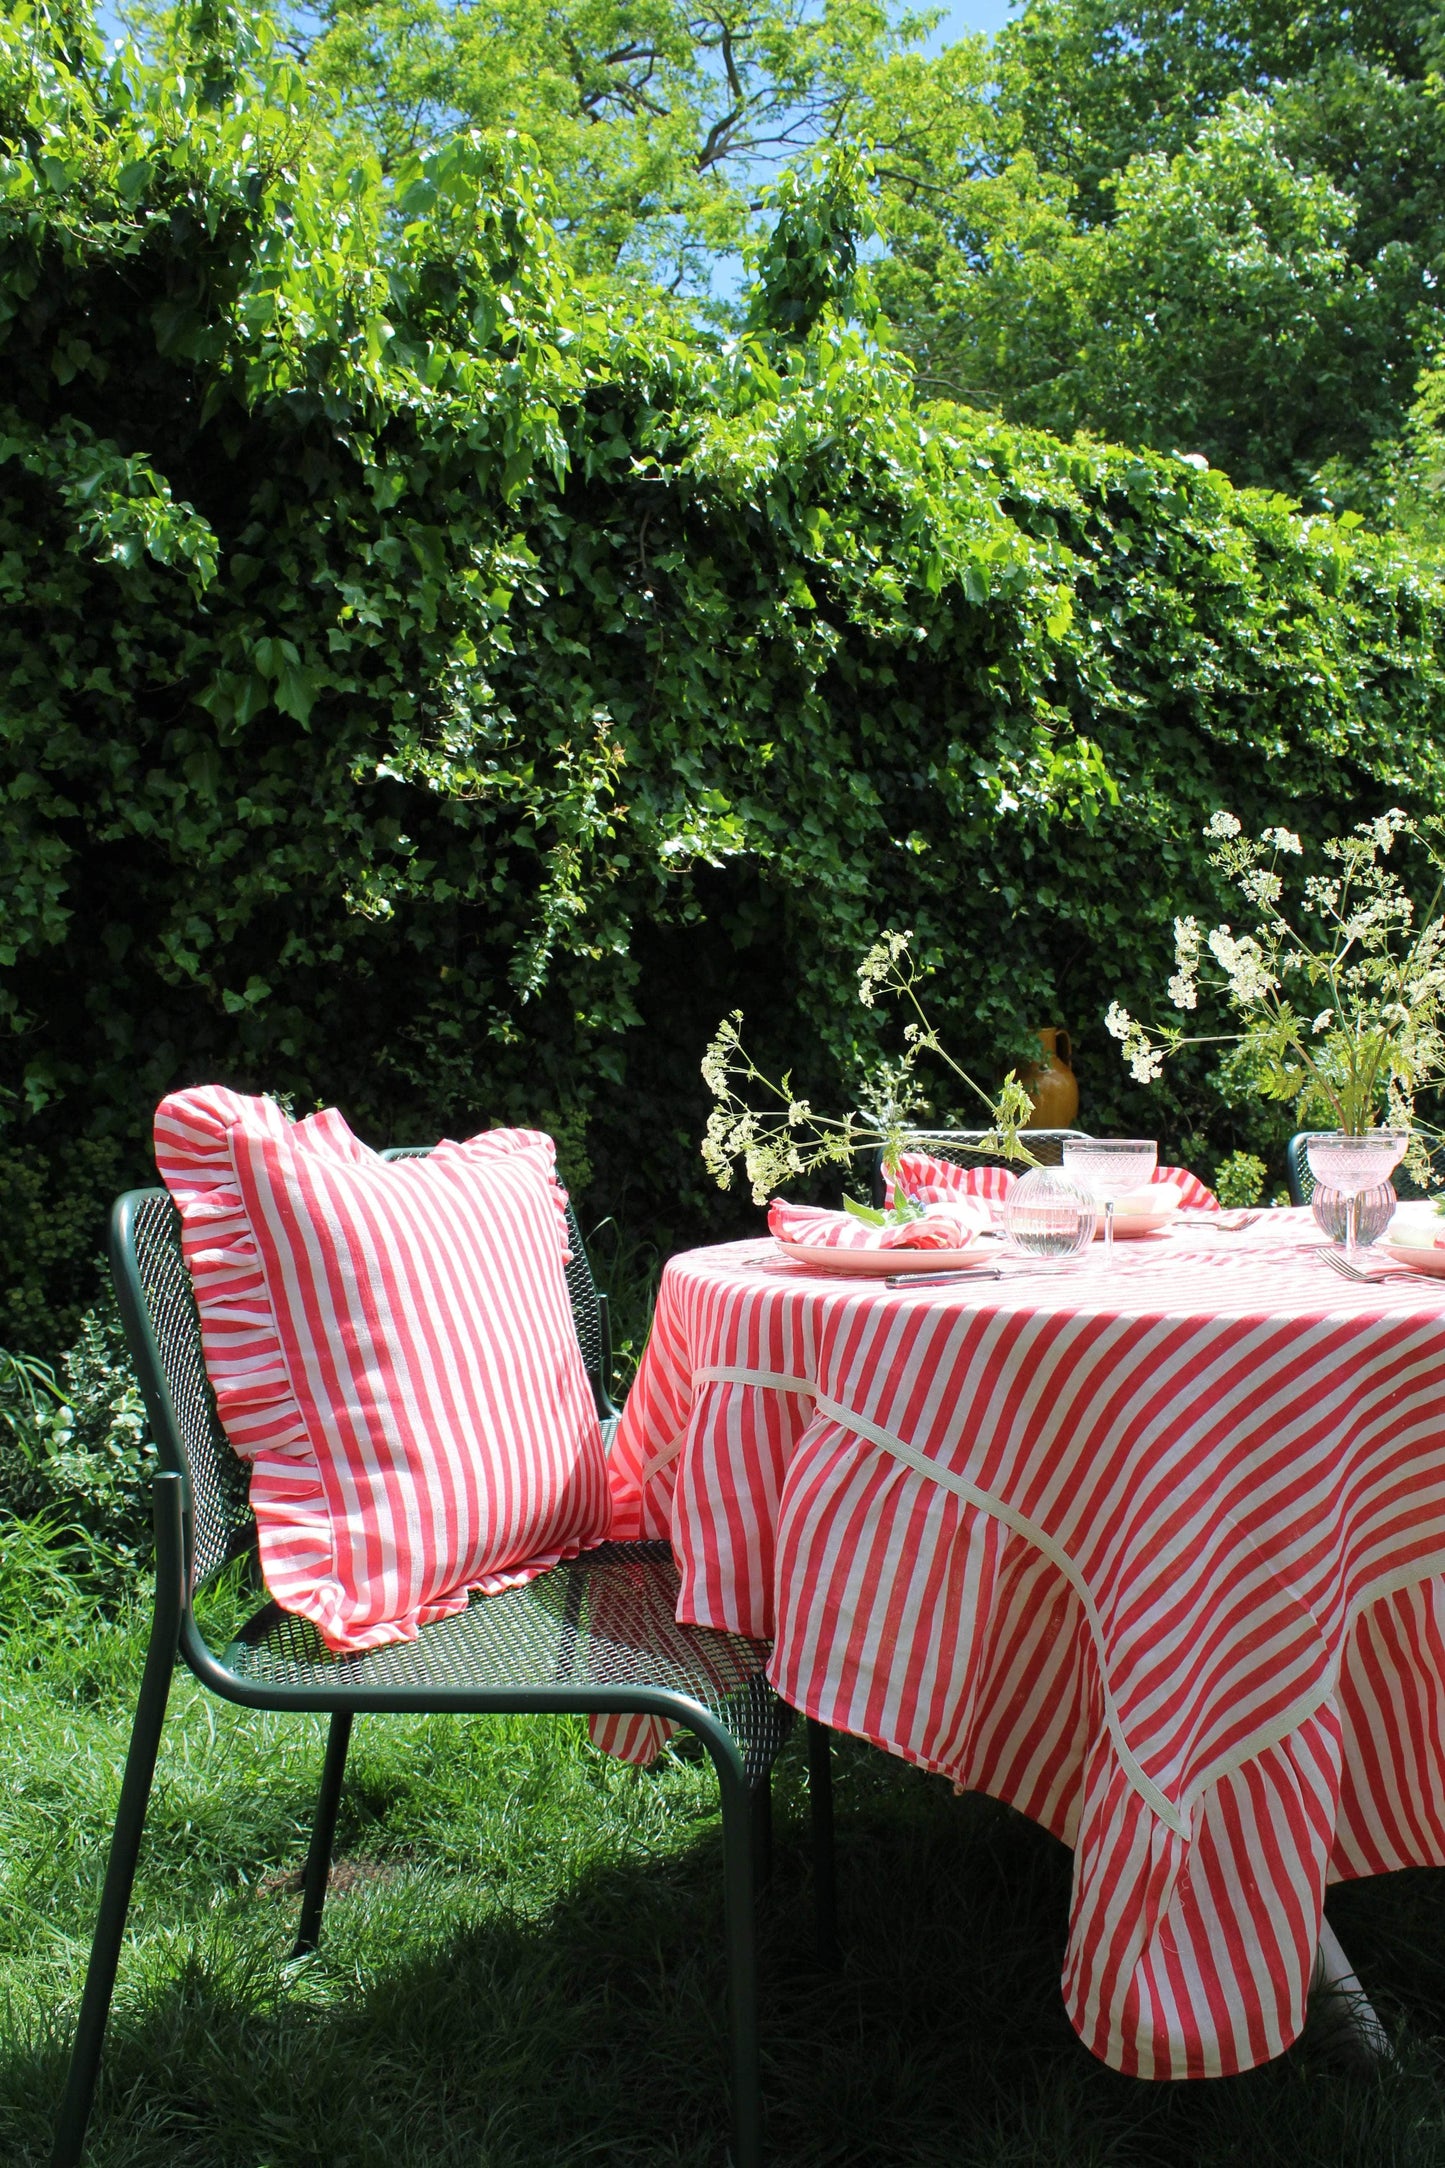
[154,1087,610,1652]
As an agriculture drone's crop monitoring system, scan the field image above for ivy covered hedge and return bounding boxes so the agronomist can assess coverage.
[5,6,1445,1351]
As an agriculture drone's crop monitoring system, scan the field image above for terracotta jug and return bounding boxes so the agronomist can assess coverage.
[1022,1026,1079,1130]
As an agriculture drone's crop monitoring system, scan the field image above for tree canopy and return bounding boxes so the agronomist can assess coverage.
[6,0,1445,1352]
[182,0,1440,505]
[295,0,949,295]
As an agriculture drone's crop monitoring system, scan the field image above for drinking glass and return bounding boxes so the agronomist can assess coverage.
[1304,1132,1408,1261]
[1061,1138,1159,1264]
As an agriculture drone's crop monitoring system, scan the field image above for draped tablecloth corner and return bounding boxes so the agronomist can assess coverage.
[605,1222,1445,2078]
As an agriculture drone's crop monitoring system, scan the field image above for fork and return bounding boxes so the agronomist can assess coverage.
[1317,1248,1397,1285]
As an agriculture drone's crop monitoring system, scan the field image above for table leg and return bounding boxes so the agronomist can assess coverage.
[1306,1918,1392,2069]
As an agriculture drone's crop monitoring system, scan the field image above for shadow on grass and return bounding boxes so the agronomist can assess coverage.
[8,1736,1445,2168]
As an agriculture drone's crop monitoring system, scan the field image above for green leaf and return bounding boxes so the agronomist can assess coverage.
[842,1195,886,1226]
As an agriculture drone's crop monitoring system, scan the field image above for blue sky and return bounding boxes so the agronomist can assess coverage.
[97,0,1020,51]
[929,1,1018,46]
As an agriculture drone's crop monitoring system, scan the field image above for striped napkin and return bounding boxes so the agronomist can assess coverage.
[768,1198,988,1251]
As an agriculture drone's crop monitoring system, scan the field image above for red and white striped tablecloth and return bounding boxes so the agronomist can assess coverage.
[606,1214,1445,2079]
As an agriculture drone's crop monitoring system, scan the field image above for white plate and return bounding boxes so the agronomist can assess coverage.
[1377,1238,1445,1280]
[1093,1209,1178,1240]
[1387,1202,1445,1238]
[772,1238,994,1276]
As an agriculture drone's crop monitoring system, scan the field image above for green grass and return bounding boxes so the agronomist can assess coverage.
[6,1562,1445,2167]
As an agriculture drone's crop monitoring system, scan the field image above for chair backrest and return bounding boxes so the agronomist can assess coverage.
[111,1189,256,1594]
[112,1157,617,1598]
[868,1128,1089,1208]
[1286,1131,1440,1206]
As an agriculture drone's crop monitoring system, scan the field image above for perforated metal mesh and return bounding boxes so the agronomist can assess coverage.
[1287,1138,1316,1207]
[225,1541,789,1782]
[120,1194,785,1783]
[869,1128,1089,1206]
[128,1191,257,1586]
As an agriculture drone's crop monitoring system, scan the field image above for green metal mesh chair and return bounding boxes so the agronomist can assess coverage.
[53,1168,834,2168]
[1286,1131,1444,1206]
[869,1128,1090,1208]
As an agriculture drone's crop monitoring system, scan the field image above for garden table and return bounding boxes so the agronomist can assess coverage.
[606,1211,1445,2080]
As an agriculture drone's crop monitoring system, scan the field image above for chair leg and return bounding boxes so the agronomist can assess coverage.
[714,1753,764,2168]
[52,1602,178,2167]
[292,1711,353,1957]
[750,1770,774,1893]
[806,1720,837,1970]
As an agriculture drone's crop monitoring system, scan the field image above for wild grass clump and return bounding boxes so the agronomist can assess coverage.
[5,1515,1445,2165]
[2,1248,1444,2163]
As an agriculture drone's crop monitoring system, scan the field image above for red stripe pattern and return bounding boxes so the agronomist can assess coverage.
[607,1217,1445,2076]
[156,1088,609,1652]
[886,1153,1219,1213]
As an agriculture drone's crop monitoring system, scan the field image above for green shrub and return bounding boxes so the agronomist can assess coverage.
[5,4,1445,1349]
[0,1302,153,1591]
[1211,1151,1268,1209]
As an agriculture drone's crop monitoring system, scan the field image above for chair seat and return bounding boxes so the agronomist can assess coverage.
[223,1540,790,1781]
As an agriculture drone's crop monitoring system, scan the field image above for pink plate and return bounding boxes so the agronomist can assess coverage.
[772,1238,993,1276]
[1377,1239,1445,1279]
[1093,1209,1178,1241]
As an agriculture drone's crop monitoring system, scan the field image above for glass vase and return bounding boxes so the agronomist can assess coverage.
[1303,1132,1408,1260]
[1002,1164,1097,1259]
[1311,1181,1395,1249]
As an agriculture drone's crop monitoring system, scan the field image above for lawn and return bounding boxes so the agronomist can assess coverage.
[4,1561,1445,2167]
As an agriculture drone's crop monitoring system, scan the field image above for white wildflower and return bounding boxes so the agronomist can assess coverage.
[700,1012,741,1095]
[1205,811,1242,839]
[1239,868,1283,907]
[1170,910,1201,1005]
[1261,827,1303,855]
[1104,1001,1133,1042]
[1207,925,1274,1004]
[856,928,912,1007]
[1129,1045,1165,1083]
[1311,1009,1334,1034]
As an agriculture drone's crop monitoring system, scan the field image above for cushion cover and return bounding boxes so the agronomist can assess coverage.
[154,1087,610,1651]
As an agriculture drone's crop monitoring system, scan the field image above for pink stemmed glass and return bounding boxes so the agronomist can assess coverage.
[1305,1133,1408,1262]
[1061,1139,1158,1265]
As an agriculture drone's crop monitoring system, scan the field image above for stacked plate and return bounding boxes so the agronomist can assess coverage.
[1377,1200,1445,1279]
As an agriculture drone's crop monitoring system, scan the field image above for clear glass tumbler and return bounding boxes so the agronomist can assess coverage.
[1061,1138,1159,1265]
[1304,1132,1408,1261]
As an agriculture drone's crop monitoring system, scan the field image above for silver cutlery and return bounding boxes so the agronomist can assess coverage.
[885,1262,1068,1288]
[1317,1249,1397,1285]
